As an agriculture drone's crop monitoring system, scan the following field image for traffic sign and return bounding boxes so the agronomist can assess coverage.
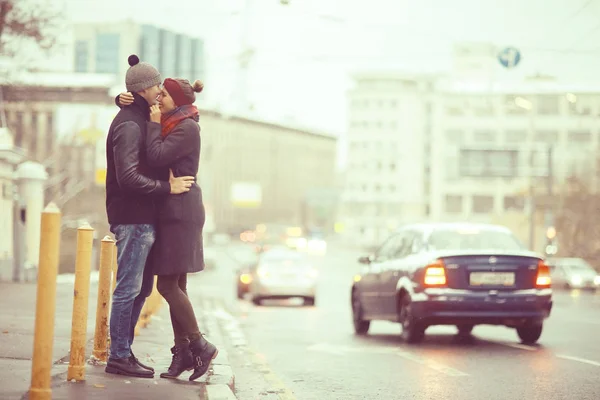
[497,47,521,69]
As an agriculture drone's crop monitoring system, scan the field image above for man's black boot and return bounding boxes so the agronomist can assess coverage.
[130,350,154,372]
[105,356,154,378]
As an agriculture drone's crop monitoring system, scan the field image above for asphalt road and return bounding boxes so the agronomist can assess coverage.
[204,242,600,400]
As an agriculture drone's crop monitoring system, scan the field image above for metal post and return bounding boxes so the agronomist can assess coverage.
[544,146,554,254]
[12,194,24,282]
[92,236,115,362]
[528,150,536,251]
[67,223,94,381]
[29,203,62,400]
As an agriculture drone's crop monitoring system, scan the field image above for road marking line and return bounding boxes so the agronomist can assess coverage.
[557,355,600,367]
[247,348,297,400]
[500,343,538,352]
[396,350,469,377]
[308,343,468,377]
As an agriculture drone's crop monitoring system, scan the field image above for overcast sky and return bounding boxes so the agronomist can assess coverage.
[48,0,600,134]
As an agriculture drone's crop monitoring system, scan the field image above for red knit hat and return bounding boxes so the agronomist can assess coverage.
[163,78,193,107]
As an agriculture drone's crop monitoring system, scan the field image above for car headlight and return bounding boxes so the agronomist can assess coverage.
[257,267,269,278]
[307,268,319,279]
[571,276,583,286]
[594,276,600,285]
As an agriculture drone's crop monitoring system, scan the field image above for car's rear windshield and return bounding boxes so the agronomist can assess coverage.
[427,228,524,251]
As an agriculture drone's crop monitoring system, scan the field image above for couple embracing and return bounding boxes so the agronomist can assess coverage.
[104,54,217,381]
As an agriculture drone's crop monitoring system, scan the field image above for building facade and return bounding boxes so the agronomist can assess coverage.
[340,65,600,250]
[340,72,435,245]
[431,80,600,249]
[73,22,206,88]
[198,112,338,234]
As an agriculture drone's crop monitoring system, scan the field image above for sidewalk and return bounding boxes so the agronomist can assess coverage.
[0,266,236,400]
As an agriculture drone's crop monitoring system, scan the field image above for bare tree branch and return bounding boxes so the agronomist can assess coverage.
[0,0,60,57]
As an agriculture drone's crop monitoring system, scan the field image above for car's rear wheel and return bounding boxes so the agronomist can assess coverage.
[398,295,425,343]
[237,285,245,299]
[304,297,315,306]
[457,324,474,336]
[351,291,370,335]
[516,322,543,344]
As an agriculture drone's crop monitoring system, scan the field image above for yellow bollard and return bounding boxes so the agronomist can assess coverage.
[92,236,115,362]
[66,223,94,382]
[134,277,162,336]
[29,203,62,400]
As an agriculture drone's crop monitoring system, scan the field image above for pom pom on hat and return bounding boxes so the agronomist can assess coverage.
[128,54,140,67]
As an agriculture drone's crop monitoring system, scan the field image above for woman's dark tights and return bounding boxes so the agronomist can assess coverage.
[156,274,200,345]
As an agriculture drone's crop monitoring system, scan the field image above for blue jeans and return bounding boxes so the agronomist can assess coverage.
[109,224,156,360]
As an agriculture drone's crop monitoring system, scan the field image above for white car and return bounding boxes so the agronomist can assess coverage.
[547,257,600,290]
[243,248,318,306]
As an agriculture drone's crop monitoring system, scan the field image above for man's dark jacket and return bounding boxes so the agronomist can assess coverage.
[105,93,170,225]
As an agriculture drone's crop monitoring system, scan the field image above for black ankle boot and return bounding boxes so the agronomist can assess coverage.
[160,343,194,379]
[188,336,219,381]
[105,357,154,378]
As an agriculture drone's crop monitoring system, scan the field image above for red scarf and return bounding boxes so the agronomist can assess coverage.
[160,105,199,137]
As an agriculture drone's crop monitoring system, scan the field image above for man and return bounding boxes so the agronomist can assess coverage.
[104,54,194,378]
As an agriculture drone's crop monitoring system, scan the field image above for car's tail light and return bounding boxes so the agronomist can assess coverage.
[536,261,551,288]
[240,273,252,285]
[424,260,447,286]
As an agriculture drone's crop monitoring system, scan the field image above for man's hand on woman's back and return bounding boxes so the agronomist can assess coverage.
[169,169,195,194]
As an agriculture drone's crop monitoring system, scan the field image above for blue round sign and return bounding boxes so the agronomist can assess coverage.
[497,47,521,69]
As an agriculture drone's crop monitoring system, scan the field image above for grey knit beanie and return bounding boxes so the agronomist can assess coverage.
[125,54,161,92]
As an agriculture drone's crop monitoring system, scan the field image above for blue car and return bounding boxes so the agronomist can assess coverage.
[351,223,553,344]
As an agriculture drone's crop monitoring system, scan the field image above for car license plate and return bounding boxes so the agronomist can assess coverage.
[470,272,515,286]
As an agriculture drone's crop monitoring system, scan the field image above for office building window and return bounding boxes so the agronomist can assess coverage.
[74,40,88,72]
[191,38,205,79]
[537,95,559,115]
[445,195,462,213]
[568,130,591,143]
[534,130,558,143]
[472,195,494,213]
[473,129,496,144]
[505,95,530,115]
[459,149,519,178]
[95,33,120,74]
[473,97,494,116]
[504,196,524,211]
[505,130,526,143]
[568,94,592,115]
[445,129,464,143]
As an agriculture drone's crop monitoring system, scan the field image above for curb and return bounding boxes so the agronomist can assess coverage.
[196,296,237,399]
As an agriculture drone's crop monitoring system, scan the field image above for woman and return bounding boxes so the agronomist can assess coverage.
[119,78,217,381]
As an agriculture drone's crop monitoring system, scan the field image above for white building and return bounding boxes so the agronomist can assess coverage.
[431,79,600,249]
[340,72,436,245]
[72,22,206,88]
[339,44,600,249]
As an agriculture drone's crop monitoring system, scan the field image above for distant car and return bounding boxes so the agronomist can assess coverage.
[236,248,318,306]
[351,223,553,344]
[546,257,600,290]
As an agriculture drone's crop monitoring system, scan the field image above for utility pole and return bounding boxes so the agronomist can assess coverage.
[528,149,536,251]
[544,146,556,256]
